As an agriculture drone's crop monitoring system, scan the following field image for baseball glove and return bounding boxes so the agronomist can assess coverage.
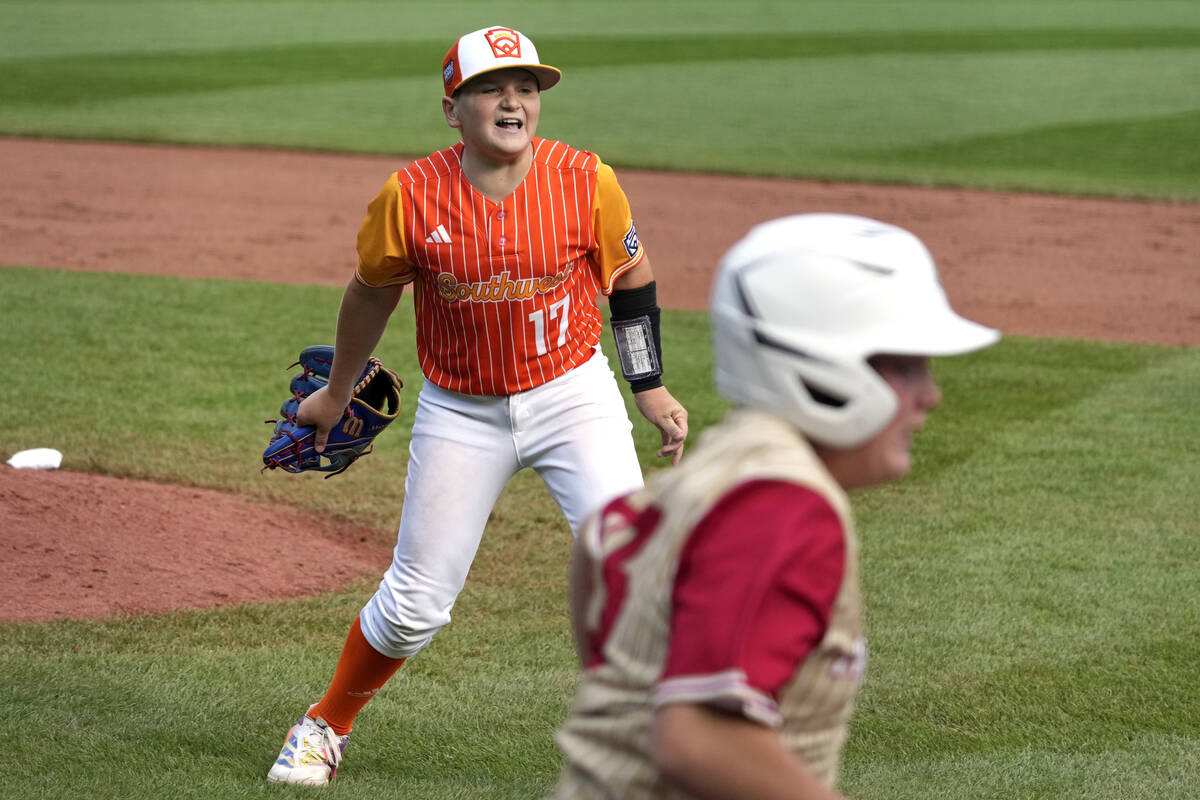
[262,345,403,477]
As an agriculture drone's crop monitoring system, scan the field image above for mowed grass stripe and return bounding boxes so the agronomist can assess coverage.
[858,108,1200,197]
[5,27,1199,106]
[905,338,1181,484]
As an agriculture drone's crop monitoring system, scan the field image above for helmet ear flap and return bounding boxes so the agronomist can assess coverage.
[751,328,898,448]
[782,346,898,448]
[711,303,898,449]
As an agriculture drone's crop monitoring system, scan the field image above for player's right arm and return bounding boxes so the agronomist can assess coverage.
[298,173,411,451]
[297,278,403,452]
[650,703,846,800]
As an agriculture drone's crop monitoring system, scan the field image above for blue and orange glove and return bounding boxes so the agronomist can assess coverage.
[262,345,402,478]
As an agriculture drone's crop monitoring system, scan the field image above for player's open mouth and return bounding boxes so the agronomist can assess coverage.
[496,118,523,130]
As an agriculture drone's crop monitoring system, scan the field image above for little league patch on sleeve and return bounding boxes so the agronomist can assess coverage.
[623,221,641,259]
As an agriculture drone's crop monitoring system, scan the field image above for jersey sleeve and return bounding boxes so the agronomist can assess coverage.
[355,173,416,288]
[650,480,847,727]
[591,160,646,295]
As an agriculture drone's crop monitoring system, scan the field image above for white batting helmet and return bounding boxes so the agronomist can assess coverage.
[710,213,999,448]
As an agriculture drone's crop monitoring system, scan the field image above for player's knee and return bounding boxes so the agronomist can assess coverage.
[359,594,450,659]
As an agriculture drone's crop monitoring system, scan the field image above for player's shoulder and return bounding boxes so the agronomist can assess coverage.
[680,409,852,516]
[395,144,464,186]
[532,138,600,174]
[668,476,846,601]
[717,479,842,534]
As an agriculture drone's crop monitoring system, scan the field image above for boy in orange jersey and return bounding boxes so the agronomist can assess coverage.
[553,214,1000,799]
[267,25,688,786]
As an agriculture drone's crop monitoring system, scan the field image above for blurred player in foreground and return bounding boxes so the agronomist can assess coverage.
[552,213,999,799]
[266,25,687,786]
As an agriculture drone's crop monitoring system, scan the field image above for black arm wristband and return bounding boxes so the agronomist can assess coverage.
[609,281,664,393]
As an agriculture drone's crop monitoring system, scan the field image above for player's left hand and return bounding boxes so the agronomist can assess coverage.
[634,386,688,466]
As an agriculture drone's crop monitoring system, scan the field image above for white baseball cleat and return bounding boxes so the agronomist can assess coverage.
[267,709,350,786]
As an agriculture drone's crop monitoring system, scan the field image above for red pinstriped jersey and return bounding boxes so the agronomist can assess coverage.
[554,410,867,798]
[355,138,646,396]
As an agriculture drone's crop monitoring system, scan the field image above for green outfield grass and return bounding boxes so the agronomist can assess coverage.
[1,268,1197,799]
[2,0,1198,198]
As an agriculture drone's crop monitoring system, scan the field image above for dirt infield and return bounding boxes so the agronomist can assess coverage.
[1,137,1196,621]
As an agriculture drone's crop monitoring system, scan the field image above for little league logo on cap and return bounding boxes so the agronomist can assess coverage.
[485,27,522,58]
[442,26,562,96]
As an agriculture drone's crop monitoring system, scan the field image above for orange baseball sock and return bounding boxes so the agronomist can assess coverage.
[309,617,406,736]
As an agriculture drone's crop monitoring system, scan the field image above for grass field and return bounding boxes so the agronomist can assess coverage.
[2,1,1199,798]
[3,269,1197,799]
[2,0,1199,199]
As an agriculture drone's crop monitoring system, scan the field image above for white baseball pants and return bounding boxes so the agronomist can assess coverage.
[359,347,644,659]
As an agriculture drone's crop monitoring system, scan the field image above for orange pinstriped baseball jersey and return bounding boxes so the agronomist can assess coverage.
[554,410,867,798]
[356,138,645,396]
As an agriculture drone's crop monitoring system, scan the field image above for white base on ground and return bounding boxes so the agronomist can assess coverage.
[6,448,63,470]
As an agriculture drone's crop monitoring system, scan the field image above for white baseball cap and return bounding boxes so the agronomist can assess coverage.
[442,26,562,96]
